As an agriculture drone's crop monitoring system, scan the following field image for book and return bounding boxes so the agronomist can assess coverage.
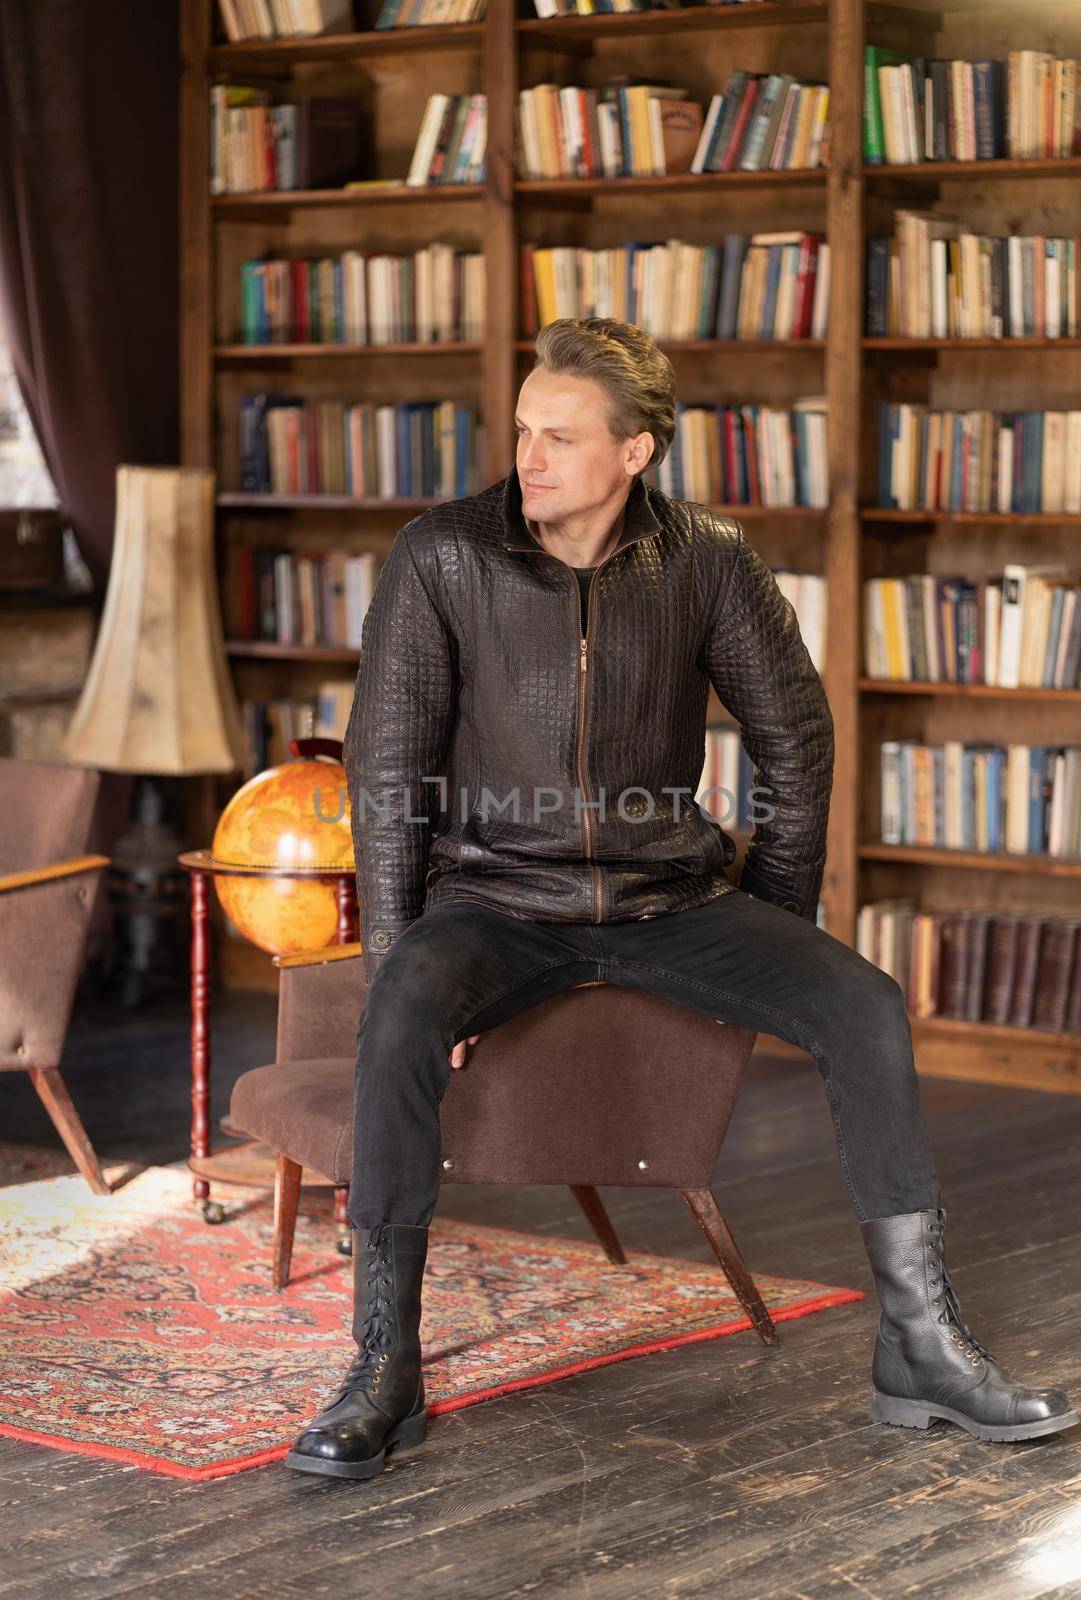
[865,47,1081,165]
[238,395,482,498]
[219,0,356,42]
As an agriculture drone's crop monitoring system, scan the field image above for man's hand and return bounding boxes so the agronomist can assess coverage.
[450,1033,481,1070]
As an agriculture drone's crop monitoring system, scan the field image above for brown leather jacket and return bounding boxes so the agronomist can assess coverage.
[344,466,834,984]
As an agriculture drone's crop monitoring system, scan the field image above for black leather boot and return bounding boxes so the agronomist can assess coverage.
[859,1207,1078,1443]
[285,1221,429,1479]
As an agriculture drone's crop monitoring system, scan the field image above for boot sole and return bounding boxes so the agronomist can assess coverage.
[871,1387,1080,1442]
[283,1406,429,1479]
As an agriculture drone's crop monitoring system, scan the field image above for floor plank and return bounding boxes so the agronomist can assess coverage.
[2,989,1079,1600]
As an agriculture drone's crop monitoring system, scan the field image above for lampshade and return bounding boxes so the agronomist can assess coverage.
[64,466,247,775]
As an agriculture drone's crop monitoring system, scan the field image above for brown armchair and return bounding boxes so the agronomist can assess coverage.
[0,757,110,1193]
[230,941,779,1346]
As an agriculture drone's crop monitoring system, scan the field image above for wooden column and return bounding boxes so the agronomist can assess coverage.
[179,0,213,469]
[482,0,518,487]
[823,0,865,944]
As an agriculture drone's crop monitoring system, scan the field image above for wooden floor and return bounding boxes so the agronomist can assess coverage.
[3,986,1081,1600]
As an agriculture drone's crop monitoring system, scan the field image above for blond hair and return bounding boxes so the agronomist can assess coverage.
[531,317,676,471]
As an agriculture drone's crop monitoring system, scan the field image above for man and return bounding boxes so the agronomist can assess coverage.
[286,318,1077,1479]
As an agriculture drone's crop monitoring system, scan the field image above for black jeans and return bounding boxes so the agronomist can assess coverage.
[347,888,942,1234]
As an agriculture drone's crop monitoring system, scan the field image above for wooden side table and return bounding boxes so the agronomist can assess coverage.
[177,848,358,1233]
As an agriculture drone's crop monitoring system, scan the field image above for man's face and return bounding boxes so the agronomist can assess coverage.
[514,367,652,525]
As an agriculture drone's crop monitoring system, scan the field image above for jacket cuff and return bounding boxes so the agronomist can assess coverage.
[361,919,416,987]
[737,863,808,919]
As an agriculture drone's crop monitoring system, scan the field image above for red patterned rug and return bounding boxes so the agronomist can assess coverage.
[0,1139,81,1186]
[0,1164,864,1480]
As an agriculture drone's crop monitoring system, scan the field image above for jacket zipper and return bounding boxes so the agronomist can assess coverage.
[575,571,601,921]
[504,519,656,924]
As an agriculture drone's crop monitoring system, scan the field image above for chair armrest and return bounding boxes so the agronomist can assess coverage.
[275,945,369,1062]
[0,867,104,1068]
[273,941,363,969]
[0,854,110,895]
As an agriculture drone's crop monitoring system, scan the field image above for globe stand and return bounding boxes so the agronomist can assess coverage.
[177,849,358,1242]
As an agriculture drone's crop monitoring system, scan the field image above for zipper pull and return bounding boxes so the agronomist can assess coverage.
[580,637,587,670]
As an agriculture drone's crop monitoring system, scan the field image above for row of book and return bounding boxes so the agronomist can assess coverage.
[237,246,485,345]
[238,395,482,498]
[406,92,487,185]
[522,234,830,342]
[376,1,484,23]
[517,71,829,181]
[697,727,760,831]
[517,80,696,181]
[864,567,1081,690]
[692,71,829,174]
[867,215,1081,340]
[879,740,1081,859]
[858,900,1081,1034]
[217,0,352,40]
[877,405,1081,515]
[764,570,826,673]
[227,545,383,648]
[653,398,828,509]
[239,695,340,782]
[210,89,365,193]
[864,49,1081,164]
[212,70,832,197]
[225,535,824,667]
[237,554,822,665]
[217,0,778,41]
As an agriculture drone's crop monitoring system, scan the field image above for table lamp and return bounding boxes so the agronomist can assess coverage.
[63,465,247,1003]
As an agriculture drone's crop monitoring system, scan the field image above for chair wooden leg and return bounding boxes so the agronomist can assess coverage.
[569,1184,627,1265]
[27,1067,110,1196]
[681,1187,779,1346]
[274,1153,302,1289]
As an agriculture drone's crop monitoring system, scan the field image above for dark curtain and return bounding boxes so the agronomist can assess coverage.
[0,0,179,587]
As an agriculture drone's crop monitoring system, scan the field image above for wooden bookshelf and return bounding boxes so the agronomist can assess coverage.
[859,681,1081,702]
[178,0,1081,1086]
[860,844,1081,877]
[214,341,483,360]
[518,2,831,41]
[862,508,1081,526]
[864,154,1081,184]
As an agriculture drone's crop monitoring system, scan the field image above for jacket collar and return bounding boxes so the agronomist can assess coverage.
[501,464,662,554]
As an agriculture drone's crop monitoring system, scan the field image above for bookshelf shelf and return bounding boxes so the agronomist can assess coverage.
[0,585,99,611]
[514,339,827,355]
[859,679,1081,701]
[215,493,826,519]
[214,342,483,362]
[909,1016,1079,1055]
[519,2,829,42]
[208,21,484,66]
[216,493,439,512]
[864,337,1081,352]
[516,171,827,202]
[860,843,1081,876]
[210,184,485,216]
[860,509,1081,526]
[225,640,358,662]
[864,156,1081,184]
[710,504,828,519]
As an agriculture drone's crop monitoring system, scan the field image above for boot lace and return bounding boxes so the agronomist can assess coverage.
[926,1214,995,1364]
[335,1222,398,1398]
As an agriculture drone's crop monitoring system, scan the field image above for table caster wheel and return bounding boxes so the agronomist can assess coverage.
[202,1199,226,1224]
[335,1229,352,1257]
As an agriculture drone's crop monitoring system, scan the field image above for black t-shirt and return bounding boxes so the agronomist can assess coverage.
[574,565,598,635]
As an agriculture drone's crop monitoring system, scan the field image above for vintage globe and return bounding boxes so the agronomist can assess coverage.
[210,755,354,955]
